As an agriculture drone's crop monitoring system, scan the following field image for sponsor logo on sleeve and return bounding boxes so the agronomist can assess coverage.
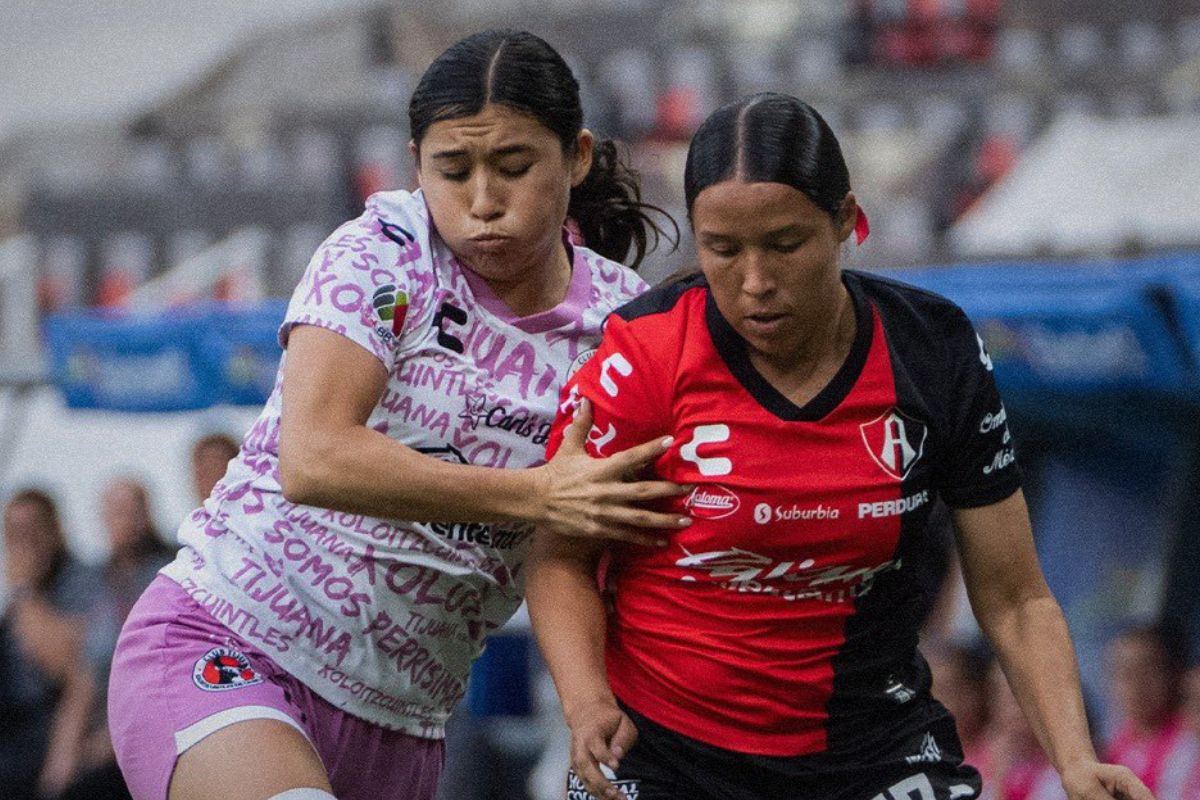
[978,405,1007,434]
[983,448,1016,475]
[977,333,994,371]
[372,284,409,337]
[192,647,263,692]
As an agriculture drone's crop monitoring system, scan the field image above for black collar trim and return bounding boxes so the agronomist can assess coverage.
[704,273,874,422]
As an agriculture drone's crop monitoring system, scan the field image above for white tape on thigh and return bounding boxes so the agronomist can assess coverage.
[267,789,338,800]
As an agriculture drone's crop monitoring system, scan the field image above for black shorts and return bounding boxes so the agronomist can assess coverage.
[567,700,982,800]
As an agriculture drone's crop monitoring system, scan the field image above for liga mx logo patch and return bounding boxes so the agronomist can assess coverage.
[193,647,263,692]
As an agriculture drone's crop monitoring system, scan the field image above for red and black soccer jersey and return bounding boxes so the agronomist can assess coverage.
[545,270,1020,759]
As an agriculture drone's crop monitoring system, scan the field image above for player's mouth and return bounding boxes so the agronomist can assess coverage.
[468,233,513,251]
[743,312,788,336]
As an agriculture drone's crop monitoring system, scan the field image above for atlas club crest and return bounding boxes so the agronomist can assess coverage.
[860,408,927,480]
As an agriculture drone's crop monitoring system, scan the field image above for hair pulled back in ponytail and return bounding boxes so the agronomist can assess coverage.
[409,29,675,268]
[569,139,676,269]
[684,93,852,224]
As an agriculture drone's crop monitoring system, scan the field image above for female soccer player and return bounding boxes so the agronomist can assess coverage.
[528,93,1154,800]
[107,30,687,800]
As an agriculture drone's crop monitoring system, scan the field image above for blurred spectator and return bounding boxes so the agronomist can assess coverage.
[982,662,1065,800]
[190,432,240,503]
[98,478,175,622]
[0,489,100,800]
[1104,624,1189,796]
[930,640,993,779]
[57,479,177,800]
[1157,666,1200,800]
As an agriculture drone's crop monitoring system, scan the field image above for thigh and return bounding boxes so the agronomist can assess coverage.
[169,718,331,800]
[108,577,322,800]
[308,697,443,800]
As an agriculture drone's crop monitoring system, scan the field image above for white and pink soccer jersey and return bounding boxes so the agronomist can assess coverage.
[161,189,647,738]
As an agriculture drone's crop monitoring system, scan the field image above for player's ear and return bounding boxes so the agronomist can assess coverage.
[836,192,858,243]
[570,129,594,187]
[410,140,422,187]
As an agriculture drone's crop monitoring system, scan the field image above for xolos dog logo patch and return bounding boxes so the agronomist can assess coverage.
[193,647,263,692]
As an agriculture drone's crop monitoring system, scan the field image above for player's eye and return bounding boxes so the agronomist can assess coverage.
[498,163,533,178]
[772,240,803,253]
[440,169,469,181]
[707,242,739,258]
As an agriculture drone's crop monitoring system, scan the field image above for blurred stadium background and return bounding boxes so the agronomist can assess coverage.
[2,1,1200,798]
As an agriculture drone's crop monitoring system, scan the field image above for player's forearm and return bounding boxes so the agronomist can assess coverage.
[527,540,614,719]
[979,594,1097,773]
[279,423,541,524]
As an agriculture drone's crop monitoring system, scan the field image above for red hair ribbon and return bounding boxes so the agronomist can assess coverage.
[854,206,870,246]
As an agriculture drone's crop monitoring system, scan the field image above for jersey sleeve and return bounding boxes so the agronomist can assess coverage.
[545,314,672,462]
[279,200,424,367]
[935,308,1022,508]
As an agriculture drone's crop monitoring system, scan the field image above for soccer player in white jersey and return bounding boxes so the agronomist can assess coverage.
[106,29,686,800]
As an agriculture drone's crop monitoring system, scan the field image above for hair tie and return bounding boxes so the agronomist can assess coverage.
[854,206,870,246]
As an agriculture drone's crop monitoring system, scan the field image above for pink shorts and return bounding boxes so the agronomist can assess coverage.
[108,575,443,800]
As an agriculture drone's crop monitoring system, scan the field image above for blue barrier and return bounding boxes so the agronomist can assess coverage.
[41,254,1200,411]
[883,255,1200,398]
[44,303,286,412]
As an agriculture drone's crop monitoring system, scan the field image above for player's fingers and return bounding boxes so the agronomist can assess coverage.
[609,713,638,762]
[618,479,694,502]
[608,433,675,473]
[558,397,593,453]
[1107,769,1154,800]
[603,506,692,532]
[577,738,618,799]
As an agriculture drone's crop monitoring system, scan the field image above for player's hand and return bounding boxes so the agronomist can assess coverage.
[565,697,638,800]
[1060,761,1155,800]
[536,398,691,547]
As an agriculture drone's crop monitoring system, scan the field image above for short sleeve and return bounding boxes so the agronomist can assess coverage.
[545,314,671,462]
[936,308,1022,508]
[278,203,421,367]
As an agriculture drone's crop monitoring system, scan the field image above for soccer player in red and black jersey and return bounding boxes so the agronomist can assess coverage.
[527,94,1154,800]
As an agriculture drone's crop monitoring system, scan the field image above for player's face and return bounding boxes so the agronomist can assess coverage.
[692,180,856,361]
[414,103,592,285]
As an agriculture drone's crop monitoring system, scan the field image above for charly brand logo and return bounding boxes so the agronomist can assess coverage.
[684,485,741,519]
[372,284,409,336]
[860,408,927,481]
[432,301,468,354]
[679,424,732,477]
[192,647,263,692]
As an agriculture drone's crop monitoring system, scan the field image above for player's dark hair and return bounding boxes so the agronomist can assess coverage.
[409,29,675,268]
[684,93,851,224]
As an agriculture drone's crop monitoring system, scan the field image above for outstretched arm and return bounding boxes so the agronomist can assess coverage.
[278,325,687,544]
[527,532,635,800]
[954,490,1153,800]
